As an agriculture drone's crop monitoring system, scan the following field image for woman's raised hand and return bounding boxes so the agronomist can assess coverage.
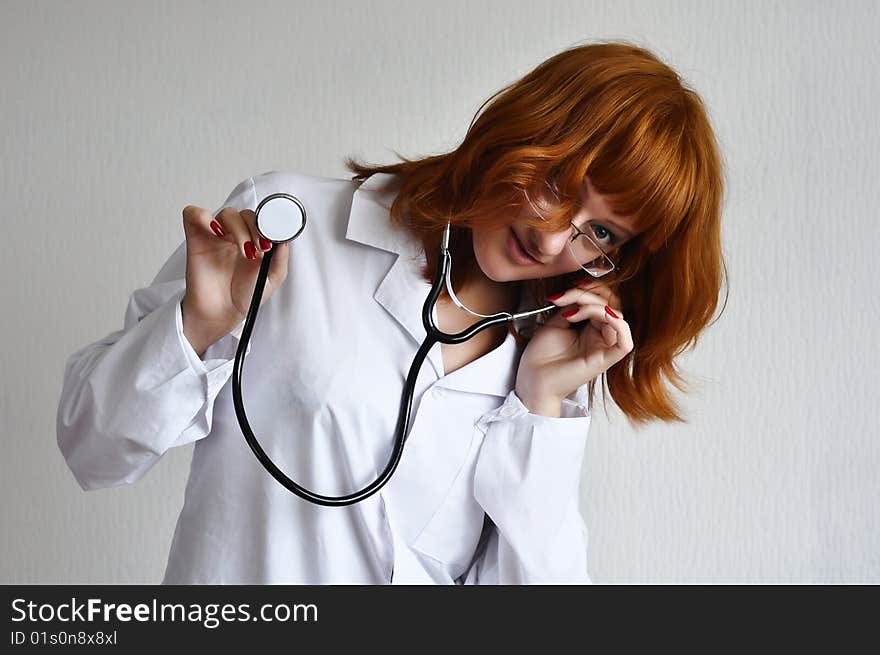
[179,204,290,357]
[515,279,633,416]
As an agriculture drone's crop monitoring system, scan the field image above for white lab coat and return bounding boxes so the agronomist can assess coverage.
[56,170,593,584]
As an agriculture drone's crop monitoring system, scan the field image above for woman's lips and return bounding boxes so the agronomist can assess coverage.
[507,228,542,265]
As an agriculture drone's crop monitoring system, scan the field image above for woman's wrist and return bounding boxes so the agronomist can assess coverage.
[180,298,237,359]
[515,388,564,417]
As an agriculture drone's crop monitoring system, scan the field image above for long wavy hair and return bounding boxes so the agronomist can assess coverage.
[344,40,729,426]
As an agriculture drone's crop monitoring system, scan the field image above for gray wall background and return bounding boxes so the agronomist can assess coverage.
[2,0,877,584]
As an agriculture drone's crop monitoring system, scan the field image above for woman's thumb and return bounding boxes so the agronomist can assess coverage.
[267,242,290,285]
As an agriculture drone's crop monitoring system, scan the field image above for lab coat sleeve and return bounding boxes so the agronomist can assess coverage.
[458,386,592,584]
[56,177,255,491]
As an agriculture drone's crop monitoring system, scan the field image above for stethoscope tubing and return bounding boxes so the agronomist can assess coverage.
[233,224,554,506]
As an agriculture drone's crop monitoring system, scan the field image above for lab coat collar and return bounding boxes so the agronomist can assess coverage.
[345,173,418,258]
[345,173,521,398]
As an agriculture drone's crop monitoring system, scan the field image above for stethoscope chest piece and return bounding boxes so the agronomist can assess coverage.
[255,193,307,243]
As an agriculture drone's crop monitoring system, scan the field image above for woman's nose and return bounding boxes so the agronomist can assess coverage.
[527,226,571,259]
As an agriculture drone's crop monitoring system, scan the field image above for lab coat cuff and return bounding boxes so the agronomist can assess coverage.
[174,291,251,385]
[561,382,591,418]
[473,389,590,570]
[475,386,590,429]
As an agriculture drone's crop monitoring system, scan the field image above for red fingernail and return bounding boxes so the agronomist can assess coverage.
[259,237,272,250]
[547,292,564,301]
[210,220,225,237]
[244,241,256,260]
[605,305,619,318]
[562,308,578,318]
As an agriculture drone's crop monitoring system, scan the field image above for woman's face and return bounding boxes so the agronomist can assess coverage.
[471,176,638,282]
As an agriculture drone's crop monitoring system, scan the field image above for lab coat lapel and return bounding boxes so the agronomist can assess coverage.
[434,329,521,397]
[345,173,445,378]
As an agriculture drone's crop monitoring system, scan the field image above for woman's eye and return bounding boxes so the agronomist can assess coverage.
[591,224,617,245]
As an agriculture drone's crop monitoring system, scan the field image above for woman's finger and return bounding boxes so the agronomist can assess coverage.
[184,204,230,244]
[561,302,633,355]
[213,207,253,260]
[574,279,621,307]
[240,209,275,254]
[548,287,624,320]
[601,307,634,357]
[558,302,609,325]
[214,208,266,261]
[601,321,618,347]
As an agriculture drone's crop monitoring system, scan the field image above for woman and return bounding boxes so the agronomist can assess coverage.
[56,41,727,584]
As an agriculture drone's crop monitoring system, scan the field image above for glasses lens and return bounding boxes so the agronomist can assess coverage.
[567,232,615,277]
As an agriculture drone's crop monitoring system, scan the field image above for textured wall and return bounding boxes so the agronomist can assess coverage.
[1,0,877,583]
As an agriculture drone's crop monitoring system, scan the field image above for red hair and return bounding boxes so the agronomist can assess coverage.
[345,40,729,426]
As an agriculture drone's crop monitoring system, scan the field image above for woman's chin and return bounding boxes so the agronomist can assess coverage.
[472,234,526,282]
[474,256,514,283]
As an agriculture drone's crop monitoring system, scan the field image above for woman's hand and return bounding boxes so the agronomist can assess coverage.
[515,279,634,416]
[180,204,290,357]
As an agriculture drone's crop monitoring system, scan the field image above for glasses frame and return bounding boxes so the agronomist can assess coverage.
[567,220,618,278]
[522,180,619,278]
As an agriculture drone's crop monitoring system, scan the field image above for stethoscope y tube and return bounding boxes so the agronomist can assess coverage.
[233,194,554,507]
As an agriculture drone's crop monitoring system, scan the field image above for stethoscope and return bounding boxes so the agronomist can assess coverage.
[232,192,556,507]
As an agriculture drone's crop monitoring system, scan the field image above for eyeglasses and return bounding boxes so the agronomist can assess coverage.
[522,180,618,278]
